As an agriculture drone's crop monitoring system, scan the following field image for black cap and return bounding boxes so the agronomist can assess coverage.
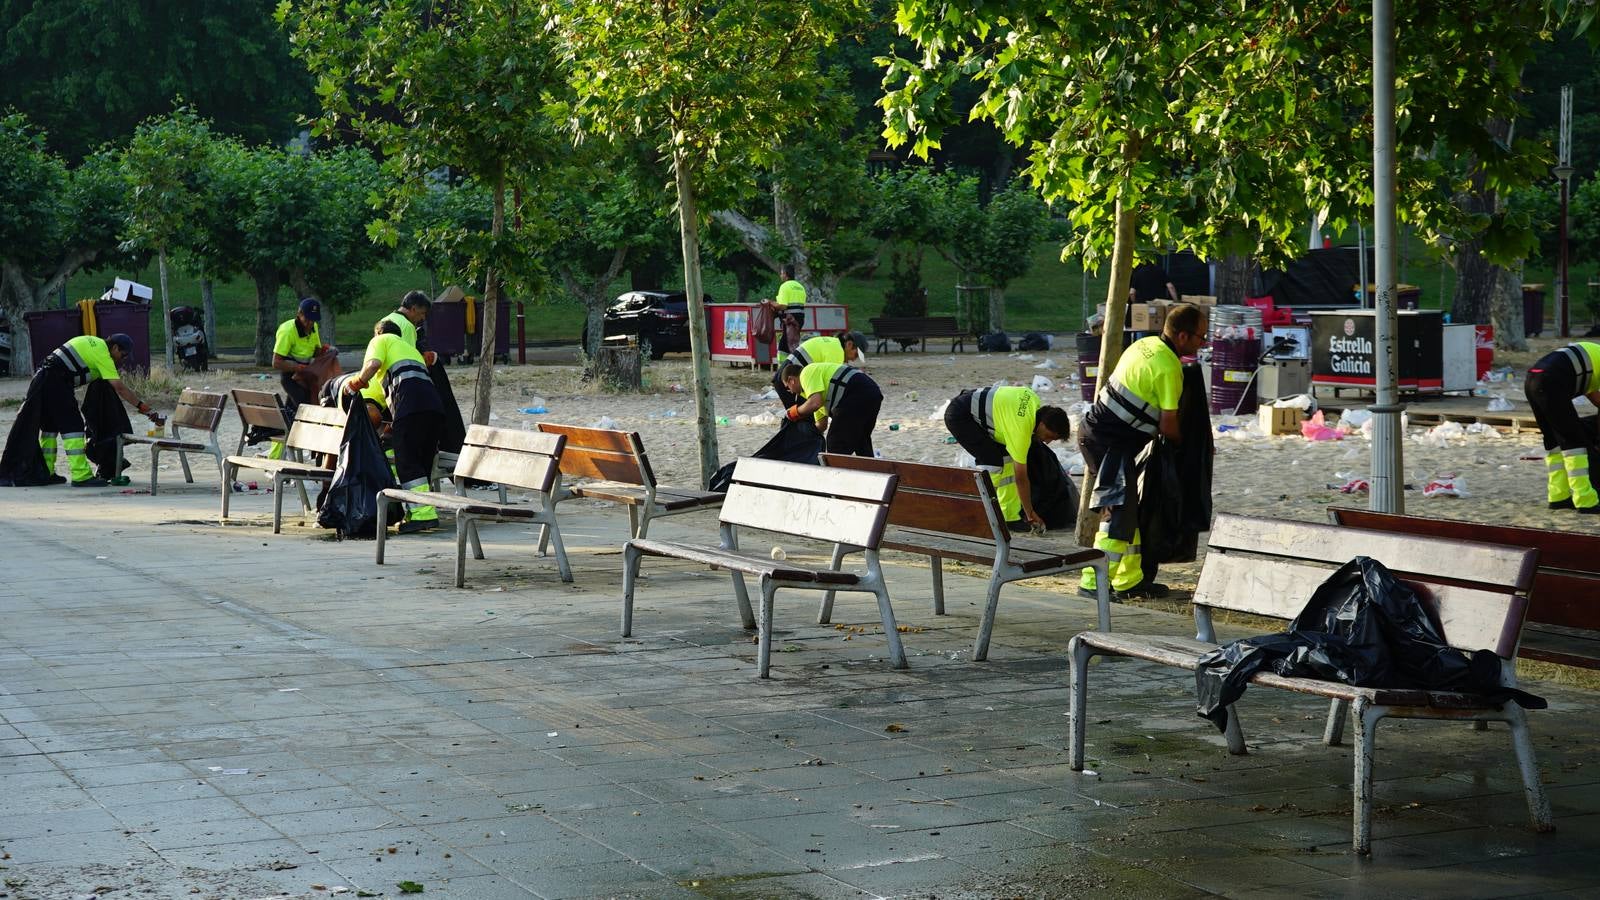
[106,333,134,355]
[298,297,322,322]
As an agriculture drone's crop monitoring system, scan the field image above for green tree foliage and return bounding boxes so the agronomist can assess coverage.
[554,0,870,486]
[0,115,133,367]
[280,0,565,423]
[399,180,495,293]
[0,0,311,160]
[124,108,215,366]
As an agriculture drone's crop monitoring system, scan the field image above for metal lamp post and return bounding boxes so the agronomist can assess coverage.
[1369,0,1404,514]
[1557,84,1574,338]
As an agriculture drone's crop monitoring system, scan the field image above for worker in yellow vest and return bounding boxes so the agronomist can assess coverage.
[1525,342,1600,514]
[346,320,444,533]
[944,385,1072,529]
[775,264,807,350]
[780,361,883,457]
[1078,304,1208,599]
[770,331,867,407]
[1,334,163,487]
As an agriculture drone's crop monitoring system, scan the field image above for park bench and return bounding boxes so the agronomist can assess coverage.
[115,389,227,495]
[376,425,570,588]
[1066,513,1551,854]
[220,403,345,534]
[819,453,1110,660]
[535,422,723,539]
[868,315,967,353]
[229,388,293,455]
[622,458,902,678]
[1327,507,1600,670]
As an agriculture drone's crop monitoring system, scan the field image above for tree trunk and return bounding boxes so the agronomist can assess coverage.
[157,247,174,368]
[1074,193,1140,549]
[1492,264,1527,352]
[471,168,505,426]
[1213,254,1253,305]
[251,270,281,366]
[1451,235,1496,325]
[674,148,721,488]
[200,278,217,353]
[988,286,1006,333]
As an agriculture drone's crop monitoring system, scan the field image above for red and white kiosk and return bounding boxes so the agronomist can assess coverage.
[707,302,850,366]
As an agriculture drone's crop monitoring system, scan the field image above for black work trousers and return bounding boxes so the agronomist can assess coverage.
[1526,352,1591,452]
[391,410,442,489]
[825,382,883,458]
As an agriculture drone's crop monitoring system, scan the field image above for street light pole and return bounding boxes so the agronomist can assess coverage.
[1369,0,1404,514]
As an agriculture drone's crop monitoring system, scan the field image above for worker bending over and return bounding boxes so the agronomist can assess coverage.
[1078,304,1208,599]
[0,334,162,487]
[346,320,444,534]
[1525,341,1600,514]
[771,331,867,407]
[943,385,1071,530]
[780,362,883,458]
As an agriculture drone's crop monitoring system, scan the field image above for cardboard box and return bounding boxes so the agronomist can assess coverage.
[1181,294,1217,307]
[1258,404,1304,435]
[1128,301,1169,332]
[435,285,466,303]
[100,278,153,303]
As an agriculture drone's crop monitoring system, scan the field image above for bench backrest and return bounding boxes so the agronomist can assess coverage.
[231,388,291,433]
[452,425,564,494]
[1199,513,1536,659]
[870,315,959,332]
[535,422,653,487]
[283,403,349,458]
[820,453,998,541]
[1328,507,1600,631]
[171,389,227,435]
[722,458,897,549]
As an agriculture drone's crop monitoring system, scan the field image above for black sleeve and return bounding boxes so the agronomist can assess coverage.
[415,320,430,354]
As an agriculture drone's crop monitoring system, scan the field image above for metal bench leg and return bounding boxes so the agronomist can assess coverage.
[634,506,653,540]
[1351,697,1381,855]
[149,447,161,495]
[729,572,756,630]
[1323,698,1348,746]
[817,543,848,624]
[755,577,777,678]
[622,543,643,637]
[220,463,235,522]
[930,555,945,615]
[627,505,641,539]
[536,523,550,556]
[375,493,390,565]
[114,435,125,485]
[542,516,573,583]
[469,520,485,559]
[1068,636,1093,770]
[876,584,907,670]
[212,449,226,494]
[296,477,311,515]
[455,514,471,587]
[972,575,1006,662]
[1092,560,1112,632]
[1223,705,1247,755]
[178,449,194,484]
[272,476,286,534]
[1504,704,1555,832]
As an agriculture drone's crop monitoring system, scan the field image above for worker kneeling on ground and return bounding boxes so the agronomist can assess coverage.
[771,331,868,407]
[1078,303,1208,599]
[1525,341,1600,514]
[943,384,1071,531]
[0,334,163,487]
[346,320,444,534]
[781,361,883,458]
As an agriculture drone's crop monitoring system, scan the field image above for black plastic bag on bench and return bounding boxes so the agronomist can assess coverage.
[316,399,398,539]
[1193,556,1546,731]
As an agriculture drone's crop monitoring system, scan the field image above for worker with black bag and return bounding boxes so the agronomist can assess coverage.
[317,389,399,539]
[345,320,444,534]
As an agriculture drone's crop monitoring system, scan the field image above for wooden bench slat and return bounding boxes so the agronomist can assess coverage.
[555,447,648,484]
[1330,507,1592,572]
[1209,513,1535,592]
[464,423,562,455]
[732,457,897,503]
[536,422,639,454]
[630,539,860,584]
[1519,623,1600,668]
[380,489,540,518]
[453,443,559,493]
[222,457,334,478]
[723,482,890,548]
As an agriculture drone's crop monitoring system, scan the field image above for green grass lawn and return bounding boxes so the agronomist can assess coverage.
[56,235,1591,349]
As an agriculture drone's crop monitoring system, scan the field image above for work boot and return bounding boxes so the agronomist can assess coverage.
[1550,498,1575,510]
[1115,581,1171,600]
[1581,505,1600,516]
[72,476,110,488]
[397,519,438,534]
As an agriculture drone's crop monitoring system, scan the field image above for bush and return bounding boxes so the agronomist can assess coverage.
[880,249,928,318]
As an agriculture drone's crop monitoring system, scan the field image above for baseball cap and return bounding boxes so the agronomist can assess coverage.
[105,333,134,355]
[298,297,322,322]
[843,330,869,365]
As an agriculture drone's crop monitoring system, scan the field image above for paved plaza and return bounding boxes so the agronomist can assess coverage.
[2,476,1598,899]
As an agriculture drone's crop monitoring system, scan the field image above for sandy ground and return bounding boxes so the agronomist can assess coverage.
[0,336,1579,542]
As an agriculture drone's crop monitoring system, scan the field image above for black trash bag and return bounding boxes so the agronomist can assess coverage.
[1194,556,1546,730]
[977,331,1011,353]
[429,360,467,454]
[1137,365,1212,575]
[709,418,824,493]
[1017,332,1051,352]
[81,380,134,478]
[0,379,51,486]
[316,399,398,539]
[1023,439,1078,530]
